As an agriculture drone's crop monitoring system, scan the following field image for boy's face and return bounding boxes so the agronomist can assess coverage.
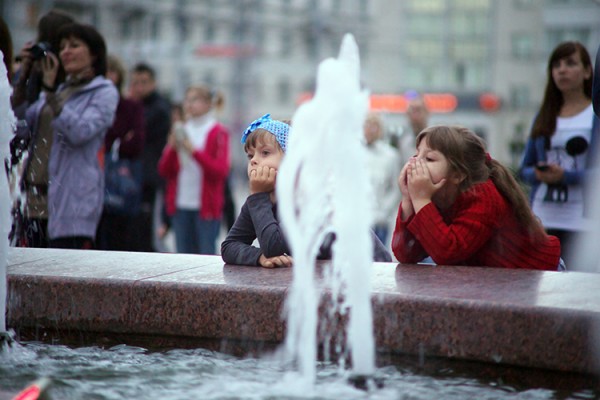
[129,71,155,101]
[246,138,284,178]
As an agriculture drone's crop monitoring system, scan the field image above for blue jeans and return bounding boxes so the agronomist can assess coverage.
[173,209,220,255]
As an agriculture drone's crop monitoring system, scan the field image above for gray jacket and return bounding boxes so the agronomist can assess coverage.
[25,76,118,240]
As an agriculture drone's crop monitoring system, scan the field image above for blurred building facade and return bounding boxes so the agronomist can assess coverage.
[3,0,600,169]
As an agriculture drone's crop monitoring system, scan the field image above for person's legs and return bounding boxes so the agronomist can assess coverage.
[172,209,200,254]
[48,236,94,249]
[23,217,48,248]
[198,218,221,255]
[130,185,157,252]
[546,228,577,268]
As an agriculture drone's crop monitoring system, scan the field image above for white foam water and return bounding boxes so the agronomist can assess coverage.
[0,52,17,333]
[277,34,374,384]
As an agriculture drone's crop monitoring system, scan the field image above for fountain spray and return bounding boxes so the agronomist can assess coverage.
[0,51,17,346]
[277,34,376,386]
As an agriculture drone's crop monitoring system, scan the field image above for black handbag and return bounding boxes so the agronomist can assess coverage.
[104,139,143,216]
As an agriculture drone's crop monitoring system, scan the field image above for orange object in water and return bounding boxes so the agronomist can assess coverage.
[12,378,50,400]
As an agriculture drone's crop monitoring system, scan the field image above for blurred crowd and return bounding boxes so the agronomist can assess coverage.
[1,10,599,269]
[2,10,234,254]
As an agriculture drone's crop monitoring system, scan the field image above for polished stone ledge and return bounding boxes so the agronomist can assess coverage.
[6,247,600,375]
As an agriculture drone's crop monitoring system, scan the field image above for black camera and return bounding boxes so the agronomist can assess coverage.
[29,41,52,60]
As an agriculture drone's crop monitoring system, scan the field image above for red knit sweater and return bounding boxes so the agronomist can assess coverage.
[391,179,561,270]
[157,123,230,219]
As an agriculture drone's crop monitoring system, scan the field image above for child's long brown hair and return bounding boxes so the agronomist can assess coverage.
[416,125,547,242]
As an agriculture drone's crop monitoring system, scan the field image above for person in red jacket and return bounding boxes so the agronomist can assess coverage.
[392,125,563,271]
[158,85,230,254]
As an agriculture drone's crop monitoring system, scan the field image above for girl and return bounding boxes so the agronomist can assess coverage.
[221,114,391,267]
[392,125,561,271]
[158,85,230,254]
[519,41,598,267]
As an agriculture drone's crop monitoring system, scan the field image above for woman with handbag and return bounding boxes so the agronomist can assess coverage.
[96,55,146,250]
[21,23,118,249]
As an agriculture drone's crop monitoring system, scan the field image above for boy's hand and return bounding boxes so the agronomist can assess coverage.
[249,166,277,194]
[259,253,293,268]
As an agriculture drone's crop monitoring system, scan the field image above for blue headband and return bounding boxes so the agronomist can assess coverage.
[241,113,290,152]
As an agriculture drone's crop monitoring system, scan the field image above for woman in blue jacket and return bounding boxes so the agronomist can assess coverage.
[519,41,598,267]
[22,23,118,249]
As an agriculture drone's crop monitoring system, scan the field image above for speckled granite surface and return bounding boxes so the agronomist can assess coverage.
[6,247,600,375]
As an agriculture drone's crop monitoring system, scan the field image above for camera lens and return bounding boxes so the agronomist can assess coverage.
[30,42,52,60]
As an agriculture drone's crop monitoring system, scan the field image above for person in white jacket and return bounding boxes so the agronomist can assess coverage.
[363,112,401,246]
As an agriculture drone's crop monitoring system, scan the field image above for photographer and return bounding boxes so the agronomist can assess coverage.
[9,9,74,247]
[11,10,74,117]
[19,22,118,250]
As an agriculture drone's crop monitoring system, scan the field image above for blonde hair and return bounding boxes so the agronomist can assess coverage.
[107,54,126,92]
[416,125,547,242]
[186,85,225,112]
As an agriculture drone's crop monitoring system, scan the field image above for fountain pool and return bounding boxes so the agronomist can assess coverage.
[1,340,597,400]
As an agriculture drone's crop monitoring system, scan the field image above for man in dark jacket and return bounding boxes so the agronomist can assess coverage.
[129,63,171,252]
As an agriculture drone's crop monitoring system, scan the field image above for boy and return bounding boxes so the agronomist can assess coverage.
[221,114,391,267]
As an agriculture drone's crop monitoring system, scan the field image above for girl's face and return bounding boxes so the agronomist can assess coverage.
[363,118,380,145]
[59,36,93,76]
[183,92,211,118]
[246,138,284,177]
[551,50,591,94]
[414,139,451,185]
[106,68,119,85]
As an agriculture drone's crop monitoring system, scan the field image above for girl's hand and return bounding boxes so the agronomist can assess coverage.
[40,52,60,90]
[398,161,414,219]
[398,161,412,199]
[249,166,277,194]
[181,136,194,154]
[407,158,446,212]
[259,253,293,268]
[534,164,564,184]
[167,130,178,148]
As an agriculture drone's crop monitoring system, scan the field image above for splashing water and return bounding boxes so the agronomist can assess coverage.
[0,52,17,334]
[277,34,374,384]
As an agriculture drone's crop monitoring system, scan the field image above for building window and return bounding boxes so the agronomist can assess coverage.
[450,41,487,60]
[455,63,466,88]
[451,14,488,37]
[408,15,444,37]
[204,71,215,88]
[513,0,536,8]
[510,85,530,109]
[406,0,445,13]
[280,28,292,57]
[454,0,491,10]
[406,40,442,60]
[511,33,534,60]
[205,19,216,42]
[546,28,590,53]
[278,79,291,103]
[120,12,145,40]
